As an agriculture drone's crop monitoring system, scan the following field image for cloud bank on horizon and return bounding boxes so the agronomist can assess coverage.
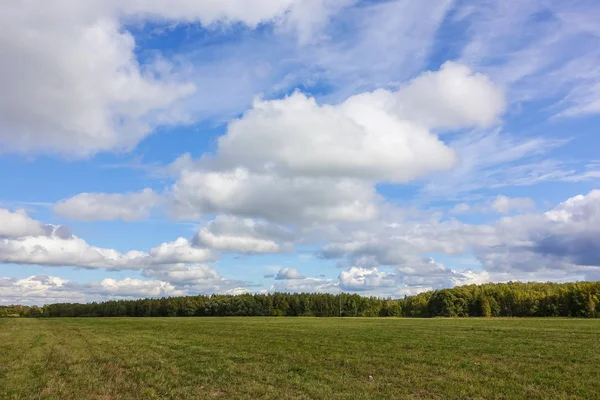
[2,0,600,305]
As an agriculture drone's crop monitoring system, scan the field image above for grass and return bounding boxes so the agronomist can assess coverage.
[1,318,599,399]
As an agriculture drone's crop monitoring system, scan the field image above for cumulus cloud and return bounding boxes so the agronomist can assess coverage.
[0,264,248,305]
[54,189,162,221]
[0,0,347,157]
[0,3,194,156]
[6,191,600,301]
[0,213,214,271]
[469,191,600,275]
[0,272,255,305]
[0,209,46,238]
[93,278,183,298]
[143,264,220,285]
[395,258,490,289]
[319,191,600,287]
[169,168,379,223]
[0,276,73,304]
[148,237,215,265]
[338,267,395,291]
[275,268,305,280]
[0,275,184,305]
[544,191,600,223]
[0,234,145,270]
[217,62,503,182]
[193,215,294,253]
[218,91,456,182]
[334,261,487,294]
[271,259,490,296]
[0,207,254,295]
[391,62,505,129]
[320,216,499,267]
[221,287,250,295]
[168,63,505,222]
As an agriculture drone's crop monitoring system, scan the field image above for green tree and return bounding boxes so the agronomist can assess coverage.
[480,295,492,317]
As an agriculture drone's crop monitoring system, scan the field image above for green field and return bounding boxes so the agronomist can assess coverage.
[1,318,599,399]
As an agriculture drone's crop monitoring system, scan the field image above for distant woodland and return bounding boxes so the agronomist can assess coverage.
[2,281,600,318]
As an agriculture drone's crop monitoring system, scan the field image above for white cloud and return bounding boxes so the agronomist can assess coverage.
[319,190,600,287]
[148,237,215,265]
[334,259,489,294]
[218,91,456,182]
[96,277,183,298]
[0,234,146,270]
[168,63,505,222]
[0,209,46,238]
[0,271,255,305]
[545,190,600,223]
[275,267,305,280]
[193,215,293,253]
[139,263,250,294]
[0,222,214,271]
[218,62,503,183]
[0,275,184,305]
[225,287,253,295]
[396,286,434,297]
[169,168,378,223]
[0,276,73,305]
[320,216,499,266]
[473,190,600,274]
[492,195,535,214]
[390,62,505,130]
[54,189,162,221]
[143,264,221,285]
[396,257,490,288]
[0,207,253,295]
[0,3,194,156]
[338,267,395,291]
[0,277,66,305]
[0,275,185,305]
[0,0,348,157]
[6,191,600,301]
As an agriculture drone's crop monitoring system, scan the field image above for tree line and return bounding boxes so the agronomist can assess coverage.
[2,281,599,318]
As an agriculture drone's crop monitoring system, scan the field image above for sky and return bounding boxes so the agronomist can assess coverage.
[2,0,600,305]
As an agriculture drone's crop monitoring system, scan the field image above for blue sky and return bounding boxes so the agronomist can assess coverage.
[2,0,600,304]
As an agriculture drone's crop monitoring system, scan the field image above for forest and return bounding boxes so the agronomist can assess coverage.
[2,281,599,318]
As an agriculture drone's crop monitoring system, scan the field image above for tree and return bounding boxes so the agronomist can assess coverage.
[480,295,492,318]
[585,293,597,318]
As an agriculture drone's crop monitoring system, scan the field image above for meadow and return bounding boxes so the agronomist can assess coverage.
[1,317,599,399]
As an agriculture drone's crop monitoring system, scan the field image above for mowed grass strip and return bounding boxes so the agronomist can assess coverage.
[1,318,599,399]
